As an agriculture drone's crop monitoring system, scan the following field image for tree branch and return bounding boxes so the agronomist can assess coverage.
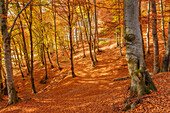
[8,0,32,38]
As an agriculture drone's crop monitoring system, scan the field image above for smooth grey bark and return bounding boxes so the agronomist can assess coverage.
[151,0,160,74]
[0,0,19,105]
[146,0,151,54]
[124,0,157,110]
[160,0,166,49]
[161,18,170,72]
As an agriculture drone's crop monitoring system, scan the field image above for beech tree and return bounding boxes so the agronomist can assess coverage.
[161,18,170,72]
[0,0,19,105]
[124,0,157,110]
[146,0,151,55]
[151,0,160,74]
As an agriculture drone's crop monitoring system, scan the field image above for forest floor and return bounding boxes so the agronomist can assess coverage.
[0,39,169,113]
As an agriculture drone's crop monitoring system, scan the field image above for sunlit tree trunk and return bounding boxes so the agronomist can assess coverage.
[0,0,19,105]
[146,0,150,55]
[160,0,166,49]
[161,18,170,72]
[151,0,160,74]
[124,0,157,110]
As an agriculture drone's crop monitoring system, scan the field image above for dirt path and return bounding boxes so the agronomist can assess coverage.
[0,41,169,113]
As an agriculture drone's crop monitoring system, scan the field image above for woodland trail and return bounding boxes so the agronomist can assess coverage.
[0,41,169,113]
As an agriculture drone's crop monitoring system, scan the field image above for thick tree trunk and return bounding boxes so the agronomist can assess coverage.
[151,0,160,74]
[161,18,170,72]
[0,0,19,104]
[146,0,151,55]
[124,0,157,110]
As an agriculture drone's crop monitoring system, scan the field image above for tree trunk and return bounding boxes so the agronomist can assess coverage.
[29,3,36,93]
[68,0,76,78]
[0,47,2,101]
[53,5,61,70]
[146,0,151,55]
[93,0,100,52]
[12,38,24,80]
[161,18,170,72]
[39,0,44,66]
[43,44,48,80]
[46,47,54,68]
[75,26,79,49]
[124,0,157,110]
[160,0,166,49]
[78,20,86,58]
[87,1,96,67]
[17,2,31,73]
[139,0,145,58]
[0,0,19,105]
[151,0,160,74]
[118,0,122,56]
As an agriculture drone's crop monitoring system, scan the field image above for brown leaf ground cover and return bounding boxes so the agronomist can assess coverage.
[0,40,169,113]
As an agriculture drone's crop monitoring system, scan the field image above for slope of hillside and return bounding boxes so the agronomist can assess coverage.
[0,40,169,113]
